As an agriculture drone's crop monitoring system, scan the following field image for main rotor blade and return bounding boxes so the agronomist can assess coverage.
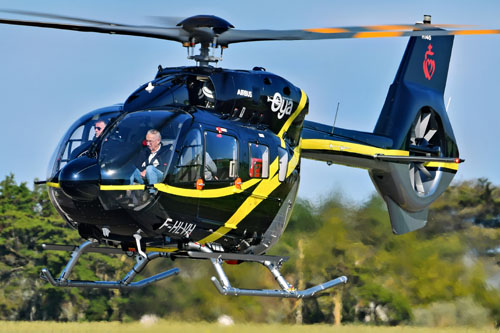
[218,26,500,45]
[0,17,189,43]
[1,9,499,47]
[0,9,128,26]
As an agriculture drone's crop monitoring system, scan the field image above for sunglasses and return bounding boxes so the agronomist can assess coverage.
[95,126,102,131]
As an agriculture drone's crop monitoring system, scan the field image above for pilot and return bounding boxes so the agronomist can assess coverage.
[129,129,170,192]
[93,119,106,138]
[70,119,107,159]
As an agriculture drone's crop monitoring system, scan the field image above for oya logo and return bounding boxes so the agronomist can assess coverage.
[267,92,293,119]
[423,44,435,80]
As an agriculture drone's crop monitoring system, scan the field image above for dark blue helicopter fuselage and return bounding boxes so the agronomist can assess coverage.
[47,66,309,254]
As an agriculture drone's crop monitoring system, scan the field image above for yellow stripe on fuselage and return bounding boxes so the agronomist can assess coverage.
[425,161,459,171]
[99,178,262,199]
[301,138,409,157]
[100,184,146,191]
[198,158,282,243]
[301,138,459,171]
[278,90,308,148]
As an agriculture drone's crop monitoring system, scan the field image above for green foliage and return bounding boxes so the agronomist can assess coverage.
[0,174,500,327]
[413,297,491,327]
[0,174,133,321]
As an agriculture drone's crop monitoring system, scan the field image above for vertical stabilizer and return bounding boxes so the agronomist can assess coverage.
[370,25,459,234]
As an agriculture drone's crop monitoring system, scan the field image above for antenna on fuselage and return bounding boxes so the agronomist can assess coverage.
[331,102,340,135]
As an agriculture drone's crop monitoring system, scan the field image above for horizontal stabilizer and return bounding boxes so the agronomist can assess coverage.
[374,154,464,164]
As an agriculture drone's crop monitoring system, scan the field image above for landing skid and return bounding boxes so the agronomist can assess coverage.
[40,240,347,297]
[40,241,178,289]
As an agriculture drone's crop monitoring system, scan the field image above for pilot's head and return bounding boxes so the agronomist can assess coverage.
[95,120,107,138]
[146,129,161,152]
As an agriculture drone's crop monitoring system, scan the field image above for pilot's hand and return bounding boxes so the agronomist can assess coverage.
[140,170,146,178]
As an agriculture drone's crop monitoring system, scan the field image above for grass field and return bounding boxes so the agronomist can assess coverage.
[0,321,498,333]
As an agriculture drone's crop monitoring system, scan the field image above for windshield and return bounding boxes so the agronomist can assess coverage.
[47,106,121,179]
[99,110,191,185]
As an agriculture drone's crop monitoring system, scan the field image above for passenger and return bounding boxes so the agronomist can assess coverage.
[70,119,107,159]
[129,129,170,192]
[204,152,218,181]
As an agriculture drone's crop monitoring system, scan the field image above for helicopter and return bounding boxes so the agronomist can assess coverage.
[1,10,498,298]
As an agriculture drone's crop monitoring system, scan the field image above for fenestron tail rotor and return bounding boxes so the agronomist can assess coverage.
[408,110,443,196]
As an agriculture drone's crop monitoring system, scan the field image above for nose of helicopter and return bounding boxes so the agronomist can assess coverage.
[59,156,100,201]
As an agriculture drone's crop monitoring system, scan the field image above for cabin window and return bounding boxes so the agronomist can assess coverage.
[249,143,269,178]
[172,129,203,183]
[204,131,238,181]
[278,147,288,182]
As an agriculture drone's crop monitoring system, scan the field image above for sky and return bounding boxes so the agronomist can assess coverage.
[0,0,499,204]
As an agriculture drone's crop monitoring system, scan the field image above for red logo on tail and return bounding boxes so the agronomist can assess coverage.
[423,44,435,80]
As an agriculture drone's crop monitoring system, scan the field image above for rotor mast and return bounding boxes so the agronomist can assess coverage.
[184,40,224,67]
[177,15,233,67]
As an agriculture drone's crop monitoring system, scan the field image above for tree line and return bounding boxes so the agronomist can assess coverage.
[0,173,499,326]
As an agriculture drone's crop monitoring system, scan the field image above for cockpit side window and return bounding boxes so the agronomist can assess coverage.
[249,143,269,178]
[52,113,117,174]
[61,124,84,161]
[170,129,203,183]
[204,131,238,181]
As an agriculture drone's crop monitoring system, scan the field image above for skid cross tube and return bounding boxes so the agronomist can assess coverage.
[40,240,179,289]
[209,255,348,298]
